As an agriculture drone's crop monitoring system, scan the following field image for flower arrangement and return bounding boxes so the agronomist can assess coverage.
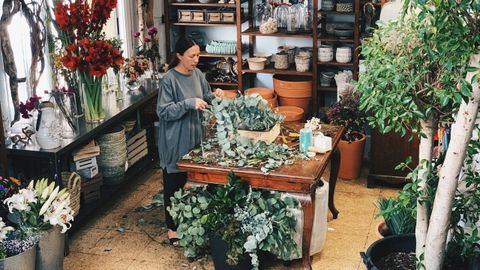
[326,86,366,142]
[0,177,22,204]
[3,178,74,236]
[168,172,299,269]
[133,26,161,65]
[53,0,124,122]
[121,55,150,88]
[0,217,39,260]
[18,95,42,119]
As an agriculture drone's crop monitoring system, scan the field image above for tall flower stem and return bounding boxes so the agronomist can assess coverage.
[79,72,104,122]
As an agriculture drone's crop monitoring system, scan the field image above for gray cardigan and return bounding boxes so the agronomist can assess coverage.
[156,68,215,173]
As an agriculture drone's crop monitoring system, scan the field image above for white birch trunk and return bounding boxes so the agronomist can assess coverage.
[424,52,480,270]
[416,117,437,261]
[138,1,145,42]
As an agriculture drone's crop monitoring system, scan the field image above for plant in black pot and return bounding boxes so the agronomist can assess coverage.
[168,172,299,270]
[326,86,367,179]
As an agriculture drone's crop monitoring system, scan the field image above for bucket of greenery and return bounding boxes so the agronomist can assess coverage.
[168,172,299,270]
[4,178,74,270]
[326,86,367,179]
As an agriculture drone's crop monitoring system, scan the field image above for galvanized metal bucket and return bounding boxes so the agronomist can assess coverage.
[36,226,65,270]
[0,244,36,270]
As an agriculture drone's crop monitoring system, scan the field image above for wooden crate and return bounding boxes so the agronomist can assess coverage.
[127,129,148,167]
[81,173,103,204]
[178,9,205,23]
[237,122,280,144]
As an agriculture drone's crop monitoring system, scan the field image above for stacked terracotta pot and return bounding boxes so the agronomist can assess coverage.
[243,87,277,109]
[273,75,312,113]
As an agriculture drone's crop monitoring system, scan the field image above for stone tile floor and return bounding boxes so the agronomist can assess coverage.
[64,167,401,270]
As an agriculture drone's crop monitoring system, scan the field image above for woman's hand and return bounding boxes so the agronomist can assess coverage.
[213,88,224,99]
[194,98,208,110]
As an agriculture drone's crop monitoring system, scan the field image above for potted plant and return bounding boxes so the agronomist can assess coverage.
[326,85,367,179]
[0,217,38,270]
[356,0,480,267]
[4,178,74,270]
[374,193,416,238]
[168,172,299,270]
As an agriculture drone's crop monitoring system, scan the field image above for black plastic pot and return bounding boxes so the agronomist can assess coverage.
[360,233,415,270]
[210,236,252,270]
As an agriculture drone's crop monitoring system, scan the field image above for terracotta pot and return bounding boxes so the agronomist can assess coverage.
[278,96,311,112]
[275,106,304,123]
[338,133,366,179]
[223,90,239,100]
[376,220,391,238]
[265,94,278,109]
[273,75,312,98]
[244,87,274,99]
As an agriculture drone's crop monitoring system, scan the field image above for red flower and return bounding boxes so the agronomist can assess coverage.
[144,37,151,43]
[147,26,157,35]
[133,32,141,38]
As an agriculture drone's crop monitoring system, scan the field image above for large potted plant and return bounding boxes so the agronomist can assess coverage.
[168,172,299,270]
[4,178,74,270]
[326,86,367,179]
[356,0,480,267]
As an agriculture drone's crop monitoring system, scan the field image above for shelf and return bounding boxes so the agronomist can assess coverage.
[170,2,236,7]
[242,64,313,76]
[318,35,355,43]
[317,61,354,66]
[317,86,337,92]
[200,51,237,58]
[318,11,355,16]
[208,81,238,86]
[172,22,237,26]
[242,28,313,38]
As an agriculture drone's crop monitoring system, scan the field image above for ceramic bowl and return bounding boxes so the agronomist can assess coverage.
[254,52,273,65]
[334,28,354,39]
[247,57,267,70]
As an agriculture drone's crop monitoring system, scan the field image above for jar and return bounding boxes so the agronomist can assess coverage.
[286,5,299,33]
[335,46,352,63]
[36,101,61,149]
[295,55,310,72]
[273,4,289,29]
[320,72,335,86]
[274,53,289,69]
[318,45,334,62]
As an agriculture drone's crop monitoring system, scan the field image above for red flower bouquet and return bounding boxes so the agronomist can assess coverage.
[54,0,124,122]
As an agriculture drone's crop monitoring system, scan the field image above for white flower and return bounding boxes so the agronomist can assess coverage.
[3,188,37,213]
[42,198,74,233]
[0,217,14,241]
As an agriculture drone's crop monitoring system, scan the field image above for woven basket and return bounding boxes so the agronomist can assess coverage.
[61,172,81,216]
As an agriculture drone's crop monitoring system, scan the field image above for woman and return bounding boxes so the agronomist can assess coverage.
[156,37,224,245]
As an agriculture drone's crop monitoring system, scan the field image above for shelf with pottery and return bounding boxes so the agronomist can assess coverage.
[317,60,354,66]
[241,28,313,38]
[169,2,237,7]
[242,63,313,76]
[200,51,238,58]
[171,21,242,26]
[317,35,355,43]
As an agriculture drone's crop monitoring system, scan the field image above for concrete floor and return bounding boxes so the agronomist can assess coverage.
[64,166,400,270]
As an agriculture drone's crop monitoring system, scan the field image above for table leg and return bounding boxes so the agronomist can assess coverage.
[298,192,314,270]
[329,148,340,219]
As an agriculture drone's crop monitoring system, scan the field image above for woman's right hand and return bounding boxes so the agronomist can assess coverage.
[194,98,208,110]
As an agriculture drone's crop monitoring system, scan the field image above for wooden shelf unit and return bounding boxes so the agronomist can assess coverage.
[165,0,363,113]
[165,0,246,89]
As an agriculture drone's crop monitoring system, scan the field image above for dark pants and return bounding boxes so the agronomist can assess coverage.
[162,169,187,230]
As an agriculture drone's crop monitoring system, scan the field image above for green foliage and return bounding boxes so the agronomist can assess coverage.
[356,2,479,137]
[375,197,416,235]
[168,172,299,269]
[196,96,306,173]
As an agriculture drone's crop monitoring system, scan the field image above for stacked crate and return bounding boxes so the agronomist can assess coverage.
[127,129,148,168]
[71,140,103,203]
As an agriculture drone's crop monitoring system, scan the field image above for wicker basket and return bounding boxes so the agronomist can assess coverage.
[61,172,81,216]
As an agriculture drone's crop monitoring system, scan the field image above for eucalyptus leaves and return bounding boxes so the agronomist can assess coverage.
[168,172,299,269]
[184,95,307,173]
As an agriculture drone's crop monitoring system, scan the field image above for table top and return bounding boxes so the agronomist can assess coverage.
[6,86,158,158]
[177,124,344,193]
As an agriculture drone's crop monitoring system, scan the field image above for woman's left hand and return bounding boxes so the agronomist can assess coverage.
[213,88,224,98]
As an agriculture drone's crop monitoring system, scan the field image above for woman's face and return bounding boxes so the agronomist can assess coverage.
[177,45,200,72]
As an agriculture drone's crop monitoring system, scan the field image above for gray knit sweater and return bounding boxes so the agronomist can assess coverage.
[156,68,215,173]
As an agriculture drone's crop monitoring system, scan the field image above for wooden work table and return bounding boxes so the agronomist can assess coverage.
[177,124,344,270]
